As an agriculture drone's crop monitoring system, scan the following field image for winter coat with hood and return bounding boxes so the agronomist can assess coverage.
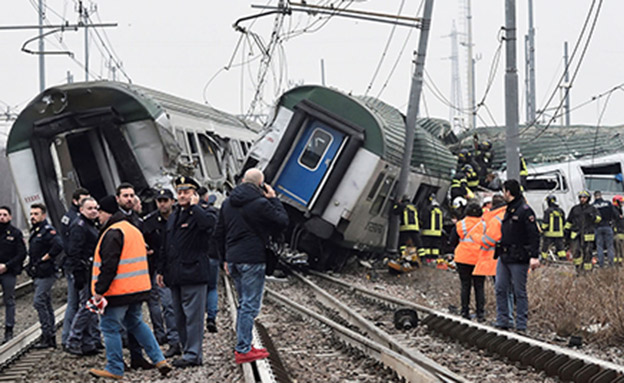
[215,182,288,264]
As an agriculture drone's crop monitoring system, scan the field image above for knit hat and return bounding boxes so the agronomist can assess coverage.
[98,195,118,214]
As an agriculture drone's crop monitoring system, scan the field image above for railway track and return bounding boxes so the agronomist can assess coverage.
[309,270,624,383]
[223,274,291,383]
[265,271,470,383]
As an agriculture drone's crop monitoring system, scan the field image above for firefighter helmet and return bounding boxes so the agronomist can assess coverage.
[613,195,624,205]
[480,141,492,151]
[452,197,467,209]
[578,190,591,199]
[546,195,557,205]
[458,149,469,160]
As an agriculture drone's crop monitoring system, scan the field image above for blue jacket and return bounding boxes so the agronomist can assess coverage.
[0,222,26,275]
[158,204,217,286]
[60,204,79,250]
[215,182,288,264]
[66,214,99,272]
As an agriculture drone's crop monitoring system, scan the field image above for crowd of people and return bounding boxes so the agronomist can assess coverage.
[0,167,288,380]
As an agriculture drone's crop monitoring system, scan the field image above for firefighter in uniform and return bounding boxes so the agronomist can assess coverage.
[540,195,566,261]
[419,194,444,264]
[462,164,479,190]
[389,196,424,272]
[565,190,601,272]
[612,195,624,264]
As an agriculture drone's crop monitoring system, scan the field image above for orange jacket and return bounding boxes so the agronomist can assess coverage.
[473,206,506,276]
[453,216,484,265]
[92,220,151,299]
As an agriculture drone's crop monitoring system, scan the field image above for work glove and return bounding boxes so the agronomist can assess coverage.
[86,296,107,315]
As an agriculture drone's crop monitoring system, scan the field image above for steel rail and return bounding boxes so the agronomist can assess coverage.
[289,271,469,383]
[310,270,624,383]
[265,287,443,383]
[0,304,66,370]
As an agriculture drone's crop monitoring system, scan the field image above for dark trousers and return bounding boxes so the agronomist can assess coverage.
[456,262,485,319]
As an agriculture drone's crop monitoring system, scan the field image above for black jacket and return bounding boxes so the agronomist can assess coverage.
[566,202,599,237]
[158,204,217,286]
[60,204,79,250]
[142,210,168,274]
[95,212,150,307]
[215,182,288,264]
[593,198,618,228]
[498,196,540,264]
[27,221,63,278]
[0,222,26,275]
[66,214,99,272]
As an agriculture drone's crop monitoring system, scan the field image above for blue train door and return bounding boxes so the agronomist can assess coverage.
[274,120,345,207]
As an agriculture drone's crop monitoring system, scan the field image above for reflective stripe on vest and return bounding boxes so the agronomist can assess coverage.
[545,210,564,238]
[454,217,484,265]
[400,205,420,232]
[92,220,151,298]
[422,207,443,237]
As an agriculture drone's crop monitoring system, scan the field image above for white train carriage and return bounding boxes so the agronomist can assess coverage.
[243,85,457,268]
[6,81,259,227]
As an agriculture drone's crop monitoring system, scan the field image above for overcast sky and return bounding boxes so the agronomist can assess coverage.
[1,1,622,130]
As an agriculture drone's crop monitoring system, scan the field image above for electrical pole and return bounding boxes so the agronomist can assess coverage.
[38,0,45,92]
[79,1,90,81]
[526,0,536,125]
[505,0,520,180]
[443,21,464,133]
[563,41,570,126]
[465,0,476,131]
[386,0,434,255]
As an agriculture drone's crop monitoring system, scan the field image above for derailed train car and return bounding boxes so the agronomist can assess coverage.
[6,81,259,227]
[242,85,457,268]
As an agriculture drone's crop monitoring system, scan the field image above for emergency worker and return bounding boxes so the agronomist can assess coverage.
[419,193,443,262]
[463,164,479,189]
[27,204,63,349]
[64,197,102,355]
[449,202,485,320]
[157,176,217,368]
[565,191,601,272]
[473,195,506,277]
[0,206,26,343]
[494,179,540,332]
[612,195,624,264]
[482,196,493,214]
[88,196,171,380]
[142,189,180,357]
[540,195,566,261]
[475,141,494,186]
[390,196,424,271]
[593,190,617,267]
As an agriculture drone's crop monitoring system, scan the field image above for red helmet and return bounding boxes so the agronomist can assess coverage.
[613,195,624,205]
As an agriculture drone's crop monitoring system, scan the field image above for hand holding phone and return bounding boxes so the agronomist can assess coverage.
[261,183,276,198]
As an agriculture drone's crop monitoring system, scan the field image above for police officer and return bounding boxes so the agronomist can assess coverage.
[593,190,618,267]
[64,197,102,355]
[494,179,540,332]
[565,190,601,272]
[59,188,89,349]
[27,203,63,348]
[143,189,180,357]
[419,193,443,262]
[157,176,217,368]
[540,195,566,261]
[0,206,26,343]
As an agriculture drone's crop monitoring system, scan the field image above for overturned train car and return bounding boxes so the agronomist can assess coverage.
[243,85,457,268]
[6,81,259,227]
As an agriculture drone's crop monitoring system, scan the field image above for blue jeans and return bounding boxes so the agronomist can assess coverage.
[61,268,79,345]
[34,276,56,337]
[495,260,529,330]
[230,263,265,353]
[595,226,615,267]
[0,273,16,328]
[99,303,164,376]
[206,258,220,320]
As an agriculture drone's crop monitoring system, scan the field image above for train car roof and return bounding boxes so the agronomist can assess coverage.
[7,81,260,154]
[277,85,457,179]
[455,124,624,168]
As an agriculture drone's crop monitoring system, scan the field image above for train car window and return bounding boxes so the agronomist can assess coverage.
[367,172,385,201]
[581,162,622,175]
[585,176,624,192]
[526,171,567,191]
[199,134,223,179]
[370,175,394,216]
[186,132,204,178]
[298,128,333,171]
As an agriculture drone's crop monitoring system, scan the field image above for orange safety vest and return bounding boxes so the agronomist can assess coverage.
[91,220,151,298]
[453,216,484,266]
[473,206,506,276]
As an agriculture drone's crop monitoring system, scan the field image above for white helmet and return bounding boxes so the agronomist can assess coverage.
[482,196,492,206]
[453,197,467,209]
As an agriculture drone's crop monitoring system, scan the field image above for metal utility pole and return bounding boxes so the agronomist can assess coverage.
[465,0,476,131]
[386,0,434,255]
[38,0,45,92]
[79,1,91,81]
[563,41,571,126]
[525,0,536,125]
[505,0,520,180]
[443,21,464,133]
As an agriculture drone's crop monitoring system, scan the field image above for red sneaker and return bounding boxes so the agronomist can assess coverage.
[235,348,270,364]
[252,346,268,355]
